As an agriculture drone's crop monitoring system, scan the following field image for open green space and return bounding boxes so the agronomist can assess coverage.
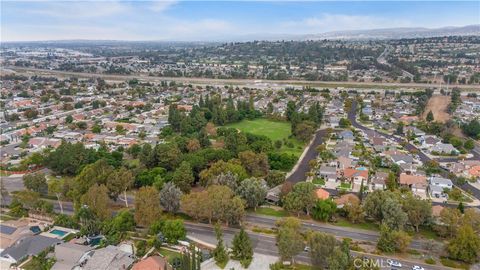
[253,207,289,217]
[225,118,305,156]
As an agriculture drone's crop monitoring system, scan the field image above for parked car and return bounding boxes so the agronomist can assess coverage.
[412,266,425,270]
[387,259,402,267]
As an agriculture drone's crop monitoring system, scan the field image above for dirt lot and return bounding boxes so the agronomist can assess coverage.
[423,95,451,123]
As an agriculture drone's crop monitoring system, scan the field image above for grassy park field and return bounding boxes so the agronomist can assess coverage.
[226,118,305,157]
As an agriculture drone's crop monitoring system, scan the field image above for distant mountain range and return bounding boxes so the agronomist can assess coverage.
[3,25,479,44]
[303,25,480,40]
[226,25,480,41]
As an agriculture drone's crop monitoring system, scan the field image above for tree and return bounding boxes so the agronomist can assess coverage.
[231,228,253,268]
[283,191,304,216]
[200,160,248,186]
[343,196,364,223]
[208,172,238,191]
[135,186,161,227]
[159,182,182,213]
[308,231,337,269]
[439,207,462,238]
[377,225,396,253]
[339,118,351,128]
[462,119,480,138]
[447,225,480,263]
[181,185,245,225]
[48,178,65,214]
[463,208,480,233]
[236,178,267,210]
[327,247,350,270]
[81,184,110,220]
[186,138,201,153]
[312,199,337,222]
[23,172,48,195]
[266,170,286,188]
[213,224,229,267]
[238,150,269,177]
[291,182,317,216]
[276,217,304,262]
[392,230,412,253]
[294,122,315,142]
[172,161,195,193]
[426,110,434,122]
[382,197,407,230]
[74,159,113,198]
[162,219,186,244]
[402,194,432,232]
[106,168,134,207]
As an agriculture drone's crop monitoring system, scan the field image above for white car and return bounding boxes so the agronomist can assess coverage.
[387,259,402,267]
[304,246,310,252]
[412,266,425,270]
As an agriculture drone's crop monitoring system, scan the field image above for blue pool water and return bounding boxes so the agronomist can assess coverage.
[50,229,68,237]
[357,167,368,171]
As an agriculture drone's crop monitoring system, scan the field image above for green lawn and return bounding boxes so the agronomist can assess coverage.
[254,207,289,217]
[159,248,182,264]
[312,178,325,186]
[339,183,352,189]
[225,118,305,156]
[335,218,379,231]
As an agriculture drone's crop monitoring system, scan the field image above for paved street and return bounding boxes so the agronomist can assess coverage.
[185,222,452,270]
[287,129,328,183]
[348,101,480,205]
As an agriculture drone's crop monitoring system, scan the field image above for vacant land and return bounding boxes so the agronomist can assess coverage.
[423,95,451,123]
[226,118,304,156]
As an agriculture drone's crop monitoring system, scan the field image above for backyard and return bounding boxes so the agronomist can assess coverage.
[226,118,305,157]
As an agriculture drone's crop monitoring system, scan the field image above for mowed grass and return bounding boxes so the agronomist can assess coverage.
[226,118,305,156]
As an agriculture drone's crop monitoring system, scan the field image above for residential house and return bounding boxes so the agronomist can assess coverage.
[82,245,134,270]
[52,242,93,270]
[0,235,61,264]
[132,256,169,270]
[399,173,427,197]
[342,168,369,188]
[315,188,330,200]
[428,177,453,198]
[431,143,458,155]
[371,171,389,190]
[317,165,337,182]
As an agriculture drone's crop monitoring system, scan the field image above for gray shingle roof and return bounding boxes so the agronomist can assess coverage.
[0,235,61,262]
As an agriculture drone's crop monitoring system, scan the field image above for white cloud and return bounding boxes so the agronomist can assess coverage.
[149,0,178,12]
[282,13,413,33]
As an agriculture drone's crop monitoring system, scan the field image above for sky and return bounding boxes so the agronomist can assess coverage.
[1,1,479,42]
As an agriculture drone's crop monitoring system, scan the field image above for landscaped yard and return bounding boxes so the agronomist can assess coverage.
[312,178,325,186]
[159,248,182,264]
[339,182,351,189]
[226,118,305,157]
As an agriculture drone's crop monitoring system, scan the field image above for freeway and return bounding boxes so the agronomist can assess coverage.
[5,66,480,91]
[185,222,452,270]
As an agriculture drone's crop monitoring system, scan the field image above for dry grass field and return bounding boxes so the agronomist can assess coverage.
[423,95,451,123]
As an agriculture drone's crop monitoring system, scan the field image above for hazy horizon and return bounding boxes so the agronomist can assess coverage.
[2,1,479,42]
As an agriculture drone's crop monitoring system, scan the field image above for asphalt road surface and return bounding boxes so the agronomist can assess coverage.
[348,101,480,204]
[185,222,452,270]
[5,67,480,91]
[287,129,329,183]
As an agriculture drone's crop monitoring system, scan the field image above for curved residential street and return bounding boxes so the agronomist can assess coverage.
[287,129,329,183]
[348,101,480,205]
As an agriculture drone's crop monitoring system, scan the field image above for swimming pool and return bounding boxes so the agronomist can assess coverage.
[50,229,68,237]
[357,167,368,171]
